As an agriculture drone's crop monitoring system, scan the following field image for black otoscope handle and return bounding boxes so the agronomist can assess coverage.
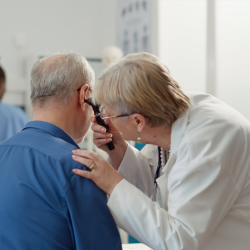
[95,114,115,150]
[84,98,115,151]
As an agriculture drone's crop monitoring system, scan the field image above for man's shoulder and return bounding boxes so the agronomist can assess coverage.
[1,128,84,170]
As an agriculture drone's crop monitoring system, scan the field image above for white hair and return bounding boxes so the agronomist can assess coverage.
[30,53,95,106]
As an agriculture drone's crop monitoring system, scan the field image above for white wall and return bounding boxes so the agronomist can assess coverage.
[216,0,250,120]
[2,0,250,118]
[158,0,250,121]
[158,0,207,93]
[0,0,117,114]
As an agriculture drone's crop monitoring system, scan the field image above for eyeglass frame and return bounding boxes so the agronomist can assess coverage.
[78,88,133,120]
[101,114,131,120]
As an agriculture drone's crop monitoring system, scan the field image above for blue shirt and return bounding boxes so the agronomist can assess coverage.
[0,101,29,143]
[0,121,122,250]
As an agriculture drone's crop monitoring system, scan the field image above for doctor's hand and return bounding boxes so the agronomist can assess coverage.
[91,116,128,170]
[72,150,123,196]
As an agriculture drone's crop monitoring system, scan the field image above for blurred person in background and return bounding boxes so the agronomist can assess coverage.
[0,65,29,143]
[72,52,250,250]
[0,53,122,250]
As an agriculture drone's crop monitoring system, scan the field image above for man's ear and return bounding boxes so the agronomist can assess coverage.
[130,113,146,133]
[79,84,90,111]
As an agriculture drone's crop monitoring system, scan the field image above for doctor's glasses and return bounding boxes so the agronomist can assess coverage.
[100,106,131,120]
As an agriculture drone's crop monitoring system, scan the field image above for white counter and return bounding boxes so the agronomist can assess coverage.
[122,243,152,250]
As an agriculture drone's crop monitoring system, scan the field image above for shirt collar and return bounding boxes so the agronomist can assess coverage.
[22,121,80,149]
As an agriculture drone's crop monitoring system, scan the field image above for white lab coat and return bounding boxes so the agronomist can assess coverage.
[107,92,250,250]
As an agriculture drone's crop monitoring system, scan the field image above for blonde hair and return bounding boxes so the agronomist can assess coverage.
[93,52,191,127]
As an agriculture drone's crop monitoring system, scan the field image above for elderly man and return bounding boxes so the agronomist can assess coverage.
[0,53,122,250]
[0,66,29,143]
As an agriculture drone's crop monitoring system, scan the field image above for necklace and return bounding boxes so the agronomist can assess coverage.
[152,144,171,205]
[160,144,171,167]
[154,144,171,185]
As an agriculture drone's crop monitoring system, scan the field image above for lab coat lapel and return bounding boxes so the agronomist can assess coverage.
[156,109,190,208]
[161,109,190,175]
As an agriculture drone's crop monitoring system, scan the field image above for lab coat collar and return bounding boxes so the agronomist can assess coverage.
[23,121,80,149]
[157,108,190,201]
[170,108,190,155]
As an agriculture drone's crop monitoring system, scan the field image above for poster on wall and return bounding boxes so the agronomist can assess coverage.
[117,0,152,55]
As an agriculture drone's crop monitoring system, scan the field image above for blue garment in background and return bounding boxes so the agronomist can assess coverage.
[0,102,29,143]
[0,121,122,250]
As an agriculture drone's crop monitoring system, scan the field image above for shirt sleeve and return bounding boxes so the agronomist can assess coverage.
[65,163,122,250]
[108,158,240,250]
[117,143,155,197]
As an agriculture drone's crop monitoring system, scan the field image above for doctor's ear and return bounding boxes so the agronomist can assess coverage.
[131,113,146,132]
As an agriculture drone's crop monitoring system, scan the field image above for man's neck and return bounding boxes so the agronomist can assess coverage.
[32,106,76,140]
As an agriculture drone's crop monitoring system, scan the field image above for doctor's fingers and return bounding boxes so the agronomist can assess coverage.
[93,132,112,146]
[95,138,113,148]
[72,149,101,164]
[91,123,107,133]
[72,168,93,181]
[93,131,112,140]
[72,152,108,184]
[72,155,94,170]
[72,156,123,196]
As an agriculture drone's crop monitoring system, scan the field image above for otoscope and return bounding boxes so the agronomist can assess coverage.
[85,98,115,150]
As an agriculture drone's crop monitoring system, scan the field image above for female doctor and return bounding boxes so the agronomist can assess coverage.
[72,52,250,250]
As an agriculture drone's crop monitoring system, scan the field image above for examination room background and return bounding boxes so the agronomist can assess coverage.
[0,0,250,245]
